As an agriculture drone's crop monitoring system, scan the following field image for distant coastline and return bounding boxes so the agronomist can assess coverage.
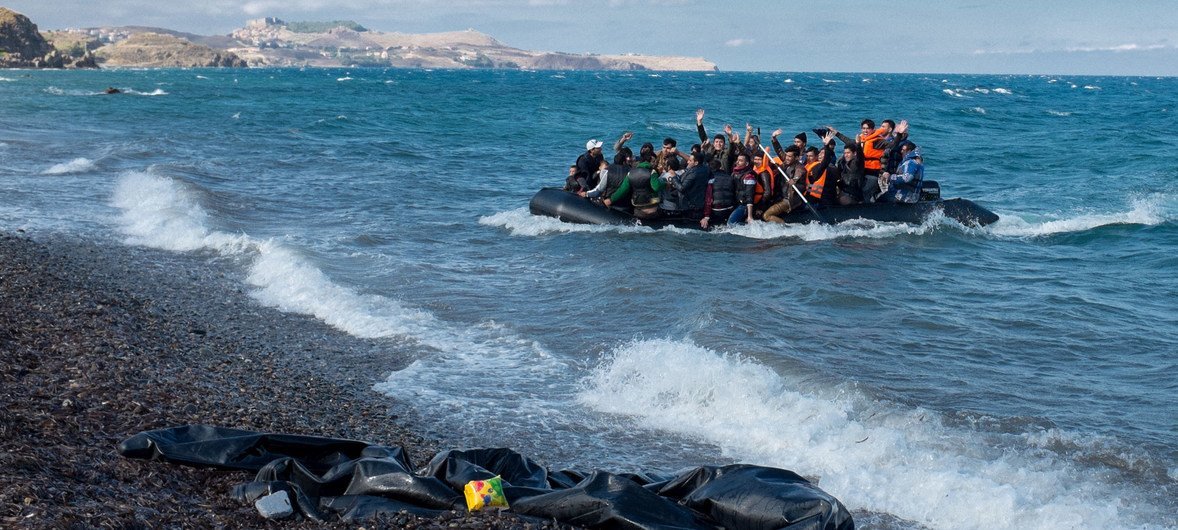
[1,8,716,71]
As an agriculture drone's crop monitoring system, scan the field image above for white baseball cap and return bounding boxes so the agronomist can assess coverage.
[586,139,603,150]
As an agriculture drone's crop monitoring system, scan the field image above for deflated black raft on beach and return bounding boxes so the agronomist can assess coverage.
[529,181,999,229]
[120,425,854,529]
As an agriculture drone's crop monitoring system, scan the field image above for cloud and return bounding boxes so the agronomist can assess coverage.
[725,38,753,47]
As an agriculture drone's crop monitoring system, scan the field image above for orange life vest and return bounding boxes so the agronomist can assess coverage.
[753,169,776,205]
[805,160,827,200]
[859,128,886,171]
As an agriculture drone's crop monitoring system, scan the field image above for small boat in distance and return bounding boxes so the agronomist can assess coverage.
[528,180,999,229]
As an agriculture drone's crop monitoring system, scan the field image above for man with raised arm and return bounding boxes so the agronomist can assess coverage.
[695,108,738,172]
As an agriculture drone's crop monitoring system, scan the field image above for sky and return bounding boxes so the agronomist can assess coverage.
[7,0,1178,75]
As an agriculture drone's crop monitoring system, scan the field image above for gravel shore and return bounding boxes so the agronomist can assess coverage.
[0,232,564,529]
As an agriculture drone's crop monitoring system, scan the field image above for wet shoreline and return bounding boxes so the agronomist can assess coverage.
[0,232,555,528]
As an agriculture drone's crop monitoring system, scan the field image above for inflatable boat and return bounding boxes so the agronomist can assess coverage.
[528,180,999,229]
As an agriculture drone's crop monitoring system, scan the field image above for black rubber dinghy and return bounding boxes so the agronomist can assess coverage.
[529,183,999,229]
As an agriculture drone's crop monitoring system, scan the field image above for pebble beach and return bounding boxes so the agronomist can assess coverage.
[0,232,563,529]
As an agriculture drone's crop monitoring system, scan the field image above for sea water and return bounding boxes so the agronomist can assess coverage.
[1,68,1175,529]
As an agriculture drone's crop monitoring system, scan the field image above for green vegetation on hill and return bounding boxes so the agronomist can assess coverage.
[286,20,367,33]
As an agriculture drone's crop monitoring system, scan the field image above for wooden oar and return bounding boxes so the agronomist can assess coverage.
[760,145,830,224]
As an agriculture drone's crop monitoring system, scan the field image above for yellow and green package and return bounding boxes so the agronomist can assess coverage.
[464,475,509,511]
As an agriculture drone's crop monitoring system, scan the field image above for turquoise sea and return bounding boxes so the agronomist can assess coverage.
[1,68,1175,529]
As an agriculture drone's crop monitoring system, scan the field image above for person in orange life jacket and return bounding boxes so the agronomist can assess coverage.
[802,130,840,206]
[700,159,736,229]
[603,150,664,219]
[878,146,924,203]
[696,108,738,172]
[855,119,890,203]
[761,145,808,223]
[750,151,781,219]
[727,154,759,225]
[573,139,605,193]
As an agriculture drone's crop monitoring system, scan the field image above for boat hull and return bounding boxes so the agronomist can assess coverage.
[528,188,999,228]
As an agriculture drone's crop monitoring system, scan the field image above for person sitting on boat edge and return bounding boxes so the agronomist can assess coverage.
[603,150,663,219]
[823,124,866,205]
[761,145,805,223]
[586,148,633,201]
[562,165,580,194]
[657,156,685,212]
[750,151,781,220]
[700,159,735,229]
[728,154,759,225]
[573,139,606,193]
[882,120,911,175]
[664,152,710,220]
[878,147,924,203]
[800,130,840,207]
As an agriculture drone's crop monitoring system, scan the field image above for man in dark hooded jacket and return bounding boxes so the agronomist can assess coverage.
[670,152,711,219]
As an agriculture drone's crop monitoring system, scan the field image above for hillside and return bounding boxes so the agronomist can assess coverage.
[95,32,246,67]
[0,6,94,68]
[228,17,716,71]
[1,8,717,71]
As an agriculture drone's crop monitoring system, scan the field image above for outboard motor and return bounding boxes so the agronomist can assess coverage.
[920,180,941,201]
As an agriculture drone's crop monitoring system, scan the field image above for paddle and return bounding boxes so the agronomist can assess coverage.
[760,145,830,224]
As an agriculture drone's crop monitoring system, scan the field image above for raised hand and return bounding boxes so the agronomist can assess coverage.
[696,108,705,123]
[772,128,783,138]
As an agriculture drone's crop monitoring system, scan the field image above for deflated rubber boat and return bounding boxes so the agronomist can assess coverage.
[529,180,999,229]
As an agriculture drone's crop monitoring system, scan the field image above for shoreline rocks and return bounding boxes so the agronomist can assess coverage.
[0,232,566,528]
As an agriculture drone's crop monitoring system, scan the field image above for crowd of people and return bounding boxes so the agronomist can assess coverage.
[562,109,925,228]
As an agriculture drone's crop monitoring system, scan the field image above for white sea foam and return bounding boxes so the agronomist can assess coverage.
[482,208,956,242]
[42,157,97,175]
[993,88,1012,94]
[196,75,208,79]
[111,171,250,253]
[783,78,794,83]
[479,208,661,236]
[969,106,987,114]
[982,194,1170,238]
[337,76,353,81]
[579,338,1167,530]
[1084,85,1102,90]
[942,88,965,98]
[112,170,439,339]
[653,121,696,132]
[0,76,16,82]
[1047,110,1073,117]
[125,88,169,96]
[719,213,949,241]
[109,173,588,448]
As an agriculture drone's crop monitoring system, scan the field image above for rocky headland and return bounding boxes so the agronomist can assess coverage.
[0,7,95,68]
[0,7,715,71]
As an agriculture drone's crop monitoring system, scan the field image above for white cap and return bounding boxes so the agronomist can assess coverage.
[586,139,603,150]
